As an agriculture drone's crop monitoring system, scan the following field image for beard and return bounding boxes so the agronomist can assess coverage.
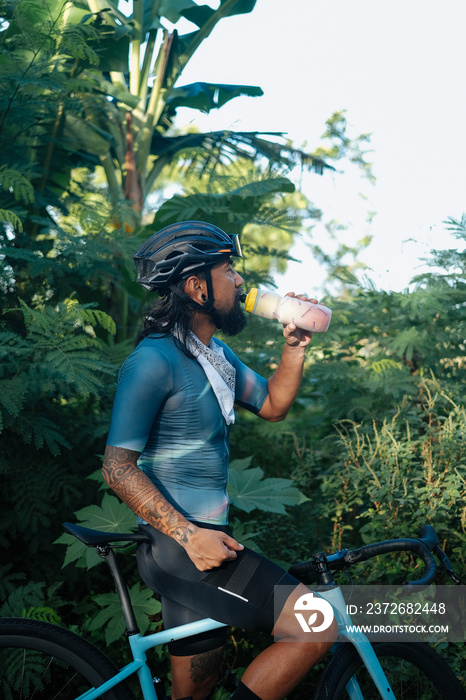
[208,295,247,336]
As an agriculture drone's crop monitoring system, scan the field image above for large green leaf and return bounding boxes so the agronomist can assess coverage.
[75,493,137,532]
[181,0,257,27]
[159,0,199,25]
[228,458,308,514]
[63,114,114,156]
[88,583,161,644]
[166,82,263,113]
[90,23,131,73]
[97,76,140,109]
[55,493,137,570]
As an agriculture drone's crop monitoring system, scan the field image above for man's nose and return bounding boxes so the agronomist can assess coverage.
[234,270,244,286]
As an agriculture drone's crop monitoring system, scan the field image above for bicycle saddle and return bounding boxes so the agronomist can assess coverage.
[63,522,150,546]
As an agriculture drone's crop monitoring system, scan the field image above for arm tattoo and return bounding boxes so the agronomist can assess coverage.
[102,446,196,544]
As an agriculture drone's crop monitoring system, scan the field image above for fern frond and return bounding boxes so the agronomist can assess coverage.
[7,459,77,542]
[0,331,30,361]
[65,301,117,336]
[0,208,24,231]
[0,166,35,204]
[0,564,26,601]
[444,214,466,237]
[60,23,101,65]
[0,580,62,621]
[19,299,116,343]
[45,350,115,394]
[22,606,62,624]
[0,377,28,419]
[15,414,72,455]
[0,245,43,264]
[370,359,403,375]
[0,582,48,617]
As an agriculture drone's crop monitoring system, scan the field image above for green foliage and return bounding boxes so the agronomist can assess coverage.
[0,167,35,204]
[57,457,308,571]
[53,454,309,646]
[0,294,121,592]
[0,580,63,623]
[87,584,161,645]
[166,82,264,113]
[317,386,466,576]
[228,457,308,514]
[56,493,138,570]
[0,299,116,451]
[1,0,464,688]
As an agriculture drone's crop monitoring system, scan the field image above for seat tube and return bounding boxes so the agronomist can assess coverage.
[129,634,159,699]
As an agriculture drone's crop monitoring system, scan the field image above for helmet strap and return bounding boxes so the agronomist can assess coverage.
[201,268,215,313]
[169,285,194,305]
[169,268,215,313]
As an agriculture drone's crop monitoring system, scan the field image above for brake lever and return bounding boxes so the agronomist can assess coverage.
[433,544,461,584]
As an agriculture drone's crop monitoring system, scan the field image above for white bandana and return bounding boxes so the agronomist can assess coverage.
[174,329,236,425]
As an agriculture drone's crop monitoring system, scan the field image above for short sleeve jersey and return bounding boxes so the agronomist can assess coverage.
[106,334,269,525]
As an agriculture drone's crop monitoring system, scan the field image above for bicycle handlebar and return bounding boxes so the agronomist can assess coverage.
[289,525,439,587]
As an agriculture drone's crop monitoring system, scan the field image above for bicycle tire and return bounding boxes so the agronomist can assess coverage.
[0,617,136,700]
[314,639,466,699]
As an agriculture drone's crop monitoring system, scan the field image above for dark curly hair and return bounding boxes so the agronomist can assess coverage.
[137,276,204,357]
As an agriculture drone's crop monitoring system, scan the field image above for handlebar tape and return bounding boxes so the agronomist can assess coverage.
[418,524,439,549]
[288,560,319,580]
[347,538,437,586]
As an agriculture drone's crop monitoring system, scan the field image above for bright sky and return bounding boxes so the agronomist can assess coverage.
[175,0,466,295]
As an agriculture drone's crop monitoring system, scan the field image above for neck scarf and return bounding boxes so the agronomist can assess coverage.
[174,328,236,425]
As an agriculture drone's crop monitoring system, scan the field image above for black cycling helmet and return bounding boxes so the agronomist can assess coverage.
[133,220,242,292]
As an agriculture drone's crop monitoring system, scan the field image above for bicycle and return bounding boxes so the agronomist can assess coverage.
[0,522,464,699]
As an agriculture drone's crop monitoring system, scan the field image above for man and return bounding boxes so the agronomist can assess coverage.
[102,221,337,700]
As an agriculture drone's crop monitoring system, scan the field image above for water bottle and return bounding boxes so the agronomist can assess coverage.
[241,288,332,333]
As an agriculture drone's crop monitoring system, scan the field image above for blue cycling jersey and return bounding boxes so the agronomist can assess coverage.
[106,334,269,524]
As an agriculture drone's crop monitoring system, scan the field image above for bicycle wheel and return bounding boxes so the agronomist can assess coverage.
[314,640,466,699]
[0,617,136,700]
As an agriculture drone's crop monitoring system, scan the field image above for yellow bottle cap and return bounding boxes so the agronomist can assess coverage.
[243,288,258,313]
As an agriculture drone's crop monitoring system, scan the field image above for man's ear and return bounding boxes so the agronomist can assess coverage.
[183,275,207,305]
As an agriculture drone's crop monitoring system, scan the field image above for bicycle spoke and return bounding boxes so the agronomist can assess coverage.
[2,648,90,699]
[29,653,53,700]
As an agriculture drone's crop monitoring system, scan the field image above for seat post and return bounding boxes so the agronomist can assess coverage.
[97,545,140,636]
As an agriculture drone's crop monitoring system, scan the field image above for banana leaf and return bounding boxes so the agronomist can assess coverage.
[166,81,263,113]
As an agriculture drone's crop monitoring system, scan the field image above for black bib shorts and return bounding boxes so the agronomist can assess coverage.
[136,522,299,656]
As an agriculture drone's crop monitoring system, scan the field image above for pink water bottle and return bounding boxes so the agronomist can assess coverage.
[242,288,332,333]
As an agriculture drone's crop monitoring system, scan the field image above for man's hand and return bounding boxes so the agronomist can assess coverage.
[283,292,319,348]
[182,525,244,571]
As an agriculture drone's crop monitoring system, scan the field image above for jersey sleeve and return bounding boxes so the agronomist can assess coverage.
[106,342,173,452]
[218,341,269,414]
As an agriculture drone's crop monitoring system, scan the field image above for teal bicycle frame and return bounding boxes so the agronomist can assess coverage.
[75,587,394,700]
[60,520,461,700]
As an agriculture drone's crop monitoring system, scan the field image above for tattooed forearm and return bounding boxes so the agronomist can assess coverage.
[102,445,197,544]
